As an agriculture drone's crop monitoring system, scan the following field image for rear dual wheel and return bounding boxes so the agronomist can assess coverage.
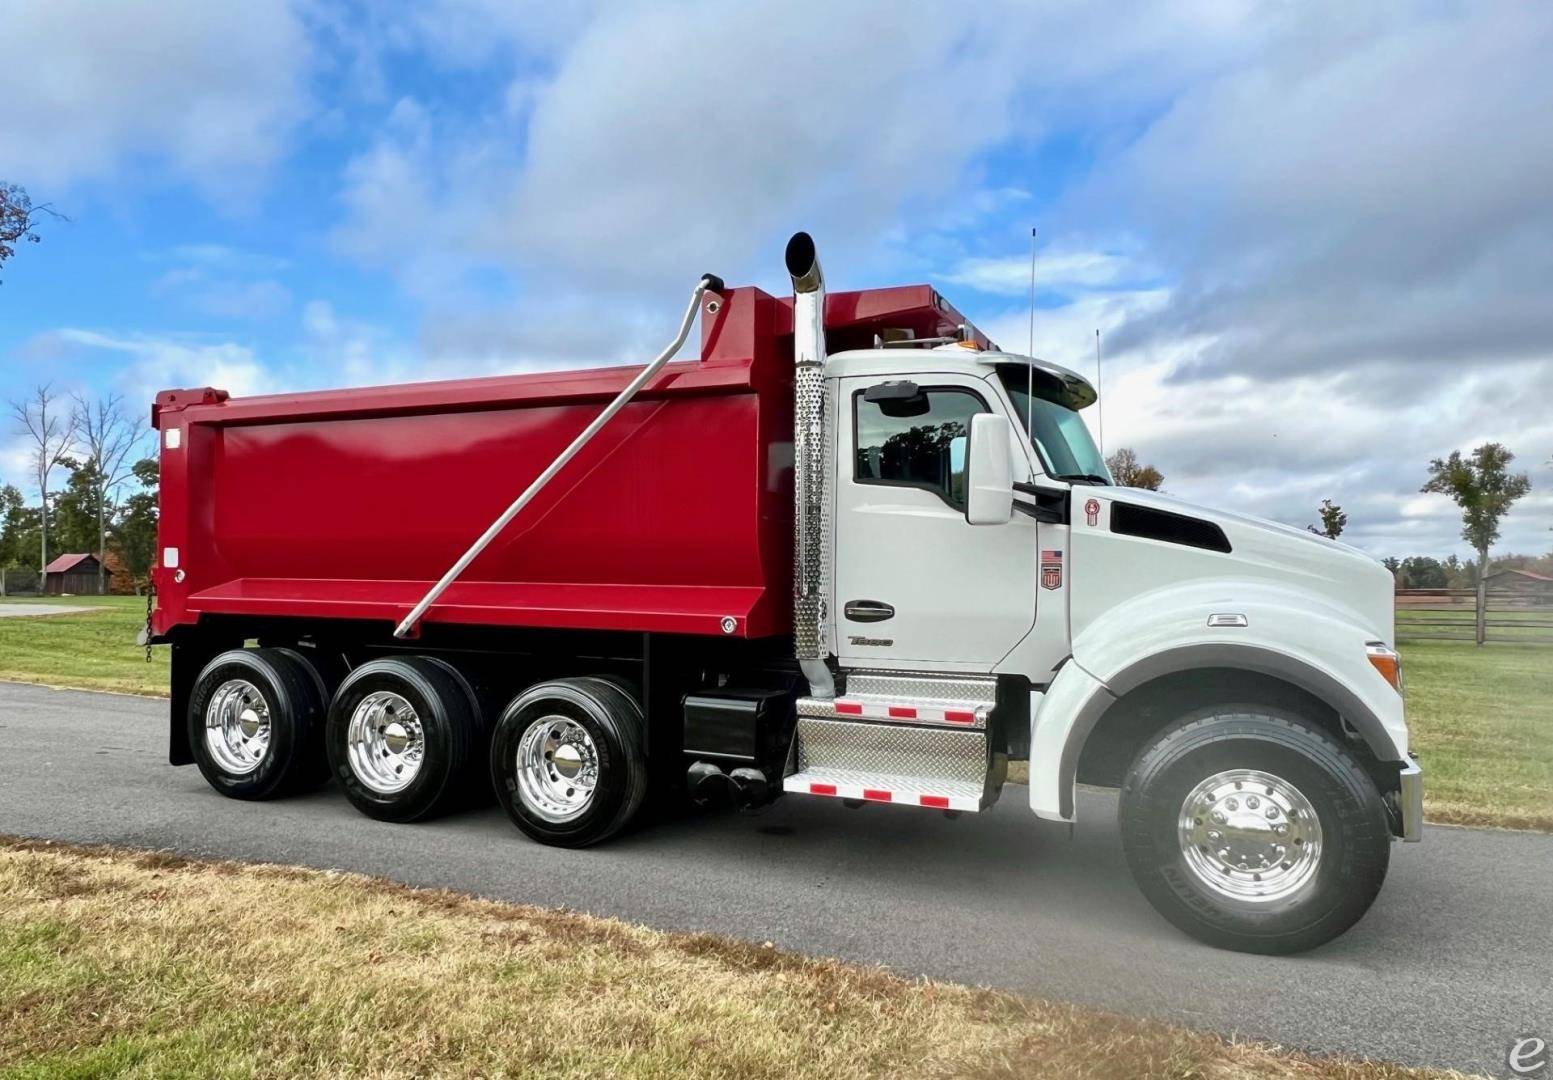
[491,677,648,848]
[188,647,335,800]
[325,656,488,823]
[190,651,650,845]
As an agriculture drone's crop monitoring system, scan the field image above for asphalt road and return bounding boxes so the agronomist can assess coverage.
[1,681,1547,1076]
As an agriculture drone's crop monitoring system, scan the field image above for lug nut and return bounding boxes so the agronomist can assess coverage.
[1225,798,1239,811]
[1246,796,1260,809]
[1211,810,1227,825]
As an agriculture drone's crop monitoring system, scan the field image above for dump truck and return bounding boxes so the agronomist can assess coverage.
[148,232,1421,954]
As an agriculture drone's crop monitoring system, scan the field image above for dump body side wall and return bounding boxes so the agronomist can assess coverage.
[153,288,796,640]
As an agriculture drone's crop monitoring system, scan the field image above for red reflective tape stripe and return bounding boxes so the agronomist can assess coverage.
[810,783,837,796]
[920,794,950,809]
[887,705,916,719]
[945,709,976,724]
[862,788,893,802]
[835,701,864,715]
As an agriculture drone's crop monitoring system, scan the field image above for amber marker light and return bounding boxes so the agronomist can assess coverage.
[1366,643,1403,693]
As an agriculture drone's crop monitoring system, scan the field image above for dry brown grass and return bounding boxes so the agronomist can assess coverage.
[0,837,1473,1080]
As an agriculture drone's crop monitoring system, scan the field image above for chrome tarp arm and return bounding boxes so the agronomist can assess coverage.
[393,273,723,639]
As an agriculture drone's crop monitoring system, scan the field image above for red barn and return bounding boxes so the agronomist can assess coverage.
[42,553,104,596]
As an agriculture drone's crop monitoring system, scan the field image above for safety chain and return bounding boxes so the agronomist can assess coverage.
[144,578,155,663]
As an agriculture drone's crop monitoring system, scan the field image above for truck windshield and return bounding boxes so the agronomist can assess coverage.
[997,365,1111,484]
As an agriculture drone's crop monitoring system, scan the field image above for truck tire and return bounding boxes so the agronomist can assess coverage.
[188,647,329,800]
[490,677,648,848]
[325,656,485,823]
[1119,705,1391,955]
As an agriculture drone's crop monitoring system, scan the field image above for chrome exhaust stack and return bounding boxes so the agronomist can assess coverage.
[786,231,835,699]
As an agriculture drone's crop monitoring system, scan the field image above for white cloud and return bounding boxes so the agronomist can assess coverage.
[945,250,1149,297]
[1091,4,1553,382]
[0,0,311,200]
[51,329,274,405]
[330,1,1251,298]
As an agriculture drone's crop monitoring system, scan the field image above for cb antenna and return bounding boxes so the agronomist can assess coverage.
[1094,327,1105,455]
[1027,227,1037,356]
[1026,228,1036,439]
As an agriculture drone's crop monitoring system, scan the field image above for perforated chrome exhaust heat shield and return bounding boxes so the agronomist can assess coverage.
[785,232,835,699]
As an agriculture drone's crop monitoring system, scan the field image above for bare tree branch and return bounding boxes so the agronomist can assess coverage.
[73,391,149,591]
[8,383,78,573]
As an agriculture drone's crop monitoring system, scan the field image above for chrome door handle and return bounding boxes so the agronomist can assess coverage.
[844,600,895,623]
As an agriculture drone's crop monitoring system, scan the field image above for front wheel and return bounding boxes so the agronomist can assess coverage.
[1119,706,1391,954]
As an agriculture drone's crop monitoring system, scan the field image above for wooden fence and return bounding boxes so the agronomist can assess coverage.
[1395,587,1553,644]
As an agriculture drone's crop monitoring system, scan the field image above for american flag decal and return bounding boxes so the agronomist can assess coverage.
[1040,549,1063,590]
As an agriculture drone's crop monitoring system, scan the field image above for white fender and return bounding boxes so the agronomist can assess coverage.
[1028,577,1409,822]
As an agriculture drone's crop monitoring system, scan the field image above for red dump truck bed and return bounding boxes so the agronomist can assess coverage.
[150,283,989,642]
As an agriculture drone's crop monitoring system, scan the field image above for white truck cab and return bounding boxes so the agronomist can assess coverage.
[781,232,1420,954]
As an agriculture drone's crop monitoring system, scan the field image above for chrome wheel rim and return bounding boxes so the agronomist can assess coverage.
[204,679,271,775]
[1177,768,1322,903]
[347,691,425,795]
[515,715,599,823]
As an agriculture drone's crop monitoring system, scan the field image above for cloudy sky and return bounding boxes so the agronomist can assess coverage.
[2,0,1550,558]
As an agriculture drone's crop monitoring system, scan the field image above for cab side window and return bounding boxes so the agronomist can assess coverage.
[854,387,988,509]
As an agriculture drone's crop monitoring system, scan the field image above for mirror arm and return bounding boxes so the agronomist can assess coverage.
[1012,481,1070,525]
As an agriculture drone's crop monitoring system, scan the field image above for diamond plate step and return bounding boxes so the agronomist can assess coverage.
[845,670,997,706]
[785,716,990,813]
[799,670,997,730]
[785,766,984,813]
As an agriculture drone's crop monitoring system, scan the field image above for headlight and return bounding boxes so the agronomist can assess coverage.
[1365,642,1403,693]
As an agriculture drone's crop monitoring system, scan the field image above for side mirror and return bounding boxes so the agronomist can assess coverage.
[965,413,1014,525]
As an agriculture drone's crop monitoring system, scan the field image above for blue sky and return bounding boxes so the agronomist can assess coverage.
[3,1,1550,556]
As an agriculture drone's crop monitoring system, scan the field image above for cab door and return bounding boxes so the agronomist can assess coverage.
[833,373,1038,671]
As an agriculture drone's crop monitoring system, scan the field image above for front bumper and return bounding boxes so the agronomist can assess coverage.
[1398,757,1424,842]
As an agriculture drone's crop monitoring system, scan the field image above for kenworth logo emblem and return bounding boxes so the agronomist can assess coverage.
[1040,549,1064,590]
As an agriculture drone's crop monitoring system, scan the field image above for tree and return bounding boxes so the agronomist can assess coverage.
[114,458,160,594]
[0,183,62,283]
[72,392,144,592]
[1399,555,1448,590]
[51,459,109,557]
[8,383,77,573]
[1381,556,1401,575]
[1441,554,1471,590]
[0,484,31,565]
[1421,443,1532,644]
[1105,447,1163,490]
[1307,499,1347,539]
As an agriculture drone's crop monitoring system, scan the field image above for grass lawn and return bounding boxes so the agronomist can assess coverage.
[0,596,167,696]
[1399,640,1553,831]
[0,838,1465,1080]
